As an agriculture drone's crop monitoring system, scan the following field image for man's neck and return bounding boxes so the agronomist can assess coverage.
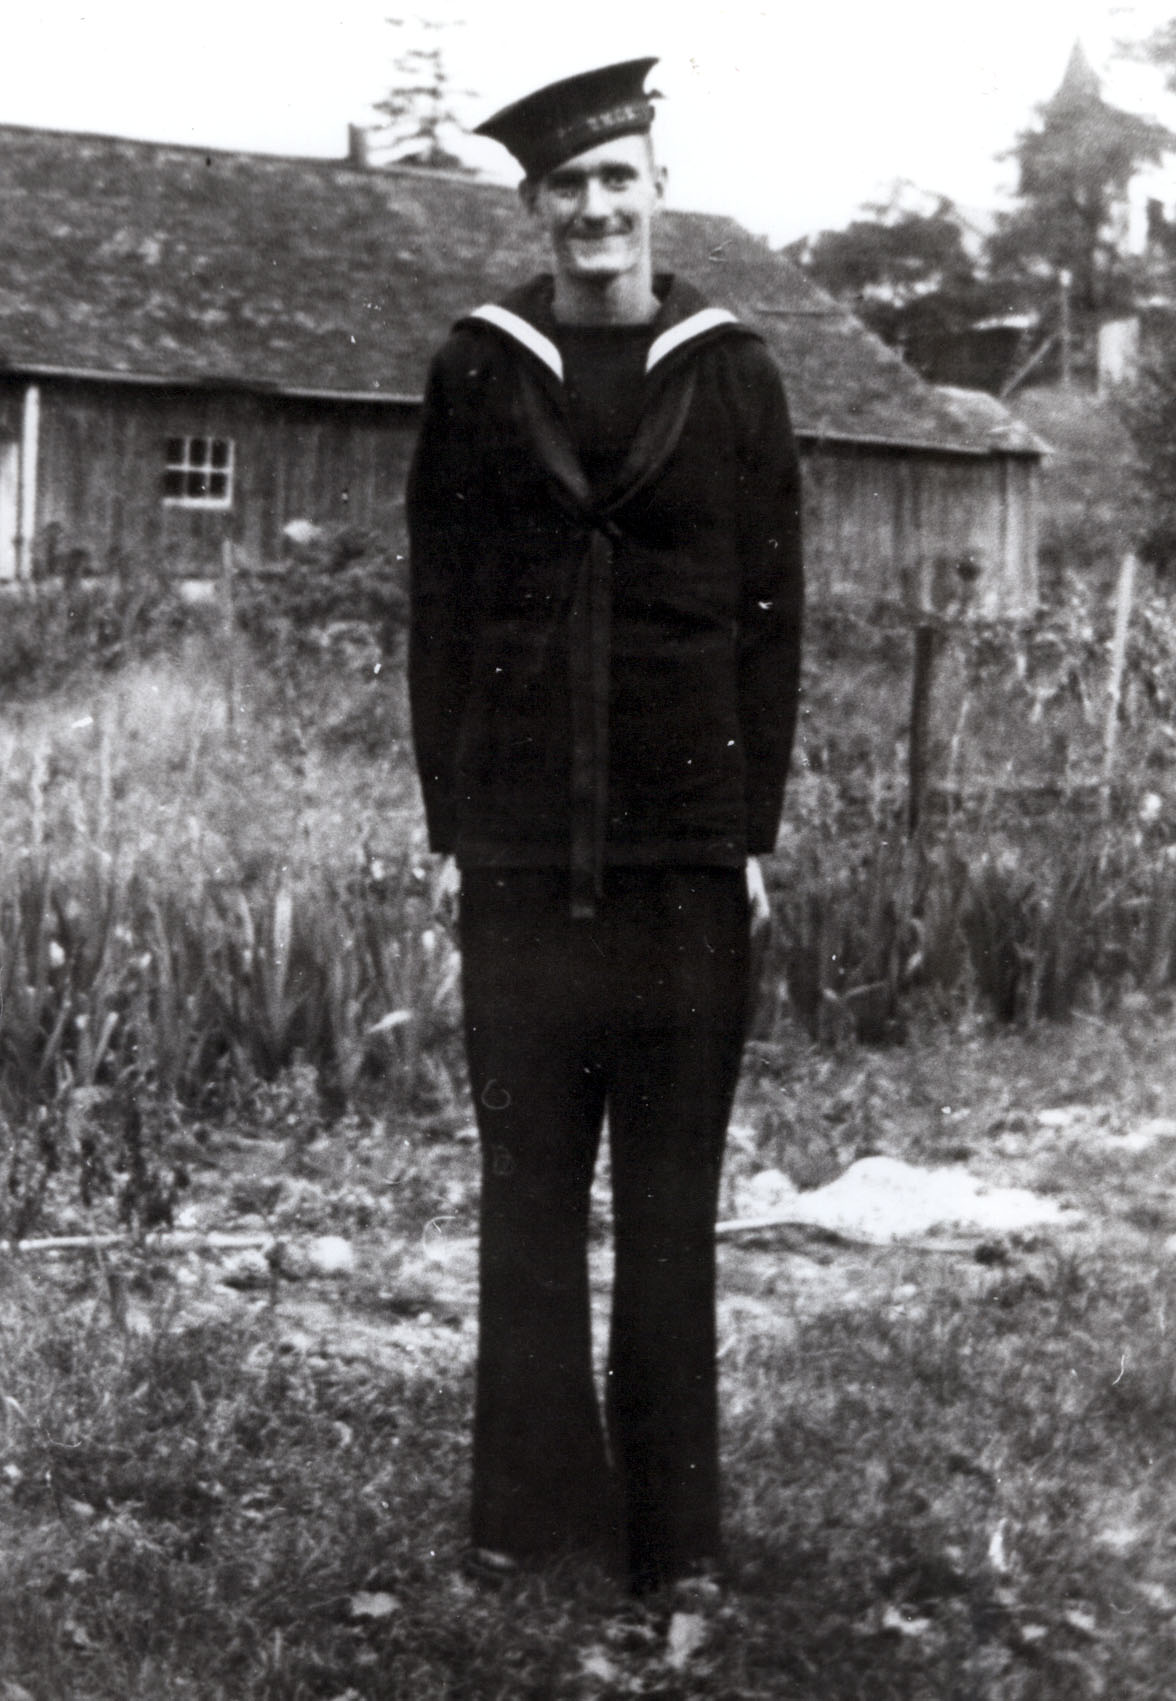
[551,267,659,327]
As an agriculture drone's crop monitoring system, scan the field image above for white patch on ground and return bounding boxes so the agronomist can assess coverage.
[727,1155,1077,1244]
[1111,1116,1176,1154]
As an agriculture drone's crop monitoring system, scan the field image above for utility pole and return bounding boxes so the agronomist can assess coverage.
[1059,268,1072,389]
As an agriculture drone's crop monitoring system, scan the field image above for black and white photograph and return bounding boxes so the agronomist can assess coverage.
[3,1,1176,1694]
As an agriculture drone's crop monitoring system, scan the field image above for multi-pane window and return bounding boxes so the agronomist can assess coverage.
[163,436,234,507]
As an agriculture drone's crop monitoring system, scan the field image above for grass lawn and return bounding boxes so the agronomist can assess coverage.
[3,607,1176,1696]
[3,1016,1176,1698]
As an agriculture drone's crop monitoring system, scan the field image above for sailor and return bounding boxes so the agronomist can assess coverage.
[407,56,804,1596]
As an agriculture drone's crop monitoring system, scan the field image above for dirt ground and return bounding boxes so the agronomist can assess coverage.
[84,1021,1176,1390]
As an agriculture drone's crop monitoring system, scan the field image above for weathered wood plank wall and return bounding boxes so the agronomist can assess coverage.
[32,383,416,573]
[17,379,1040,619]
[0,381,23,437]
[799,442,1038,618]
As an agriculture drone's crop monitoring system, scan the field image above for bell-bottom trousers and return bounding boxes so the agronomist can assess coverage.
[459,865,750,1593]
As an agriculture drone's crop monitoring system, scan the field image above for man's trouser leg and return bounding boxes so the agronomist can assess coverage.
[460,870,614,1559]
[604,869,749,1593]
[459,867,749,1581]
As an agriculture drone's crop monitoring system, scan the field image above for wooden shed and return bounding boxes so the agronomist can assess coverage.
[0,124,1043,617]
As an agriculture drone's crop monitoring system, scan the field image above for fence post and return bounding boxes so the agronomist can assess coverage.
[908,620,939,837]
[221,537,237,736]
[1101,550,1138,815]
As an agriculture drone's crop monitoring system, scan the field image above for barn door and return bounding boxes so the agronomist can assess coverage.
[0,439,17,580]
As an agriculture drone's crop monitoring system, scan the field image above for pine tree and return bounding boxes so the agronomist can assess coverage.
[368,16,472,172]
[987,43,1171,316]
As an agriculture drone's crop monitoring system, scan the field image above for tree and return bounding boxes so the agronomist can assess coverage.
[368,15,472,171]
[1122,18,1176,96]
[986,43,1171,317]
[790,187,994,372]
[1119,321,1176,573]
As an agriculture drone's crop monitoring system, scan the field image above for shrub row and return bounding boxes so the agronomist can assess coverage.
[5,814,1176,1232]
[4,828,1173,1109]
[768,821,1176,1043]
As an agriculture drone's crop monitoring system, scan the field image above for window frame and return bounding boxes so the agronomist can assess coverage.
[162,435,236,510]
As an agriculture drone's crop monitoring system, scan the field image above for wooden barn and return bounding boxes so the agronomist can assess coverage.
[0,123,1043,618]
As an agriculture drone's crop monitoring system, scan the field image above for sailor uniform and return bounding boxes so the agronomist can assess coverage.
[407,272,803,1590]
[408,275,803,913]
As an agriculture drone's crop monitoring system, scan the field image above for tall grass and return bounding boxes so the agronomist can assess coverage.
[0,635,456,1237]
[0,854,460,1104]
[770,822,1176,1041]
[7,576,1176,1231]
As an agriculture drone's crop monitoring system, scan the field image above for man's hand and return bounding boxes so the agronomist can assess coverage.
[434,855,461,926]
[746,856,771,940]
[746,856,772,1023]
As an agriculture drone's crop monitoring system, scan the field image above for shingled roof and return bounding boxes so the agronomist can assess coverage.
[0,123,1038,458]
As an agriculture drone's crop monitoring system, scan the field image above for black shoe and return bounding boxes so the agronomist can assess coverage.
[461,1546,521,1587]
[632,1555,724,1602]
[670,1563,723,1610]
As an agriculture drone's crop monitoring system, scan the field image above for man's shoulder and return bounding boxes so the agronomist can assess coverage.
[452,276,556,343]
[651,279,782,388]
[426,277,556,380]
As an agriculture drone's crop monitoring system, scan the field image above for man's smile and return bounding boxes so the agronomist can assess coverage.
[566,224,633,242]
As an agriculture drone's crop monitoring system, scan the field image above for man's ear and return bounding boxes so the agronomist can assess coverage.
[518,176,539,215]
[654,164,668,203]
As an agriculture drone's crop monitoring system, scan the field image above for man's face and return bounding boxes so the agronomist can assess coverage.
[525,132,665,285]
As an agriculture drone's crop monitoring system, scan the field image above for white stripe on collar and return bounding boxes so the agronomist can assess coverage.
[646,307,739,372]
[468,304,563,380]
[468,301,739,381]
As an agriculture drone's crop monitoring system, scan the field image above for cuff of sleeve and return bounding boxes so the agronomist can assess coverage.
[424,813,457,856]
[746,813,782,856]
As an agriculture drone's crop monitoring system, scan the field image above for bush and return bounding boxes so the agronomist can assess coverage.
[0,572,194,696]
[1118,333,1176,574]
[229,524,409,661]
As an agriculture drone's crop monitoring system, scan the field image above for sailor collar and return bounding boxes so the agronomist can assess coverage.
[463,289,742,384]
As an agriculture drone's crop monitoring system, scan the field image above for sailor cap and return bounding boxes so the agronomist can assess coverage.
[474,58,659,181]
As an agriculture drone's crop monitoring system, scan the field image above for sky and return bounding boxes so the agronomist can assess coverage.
[4,0,1176,244]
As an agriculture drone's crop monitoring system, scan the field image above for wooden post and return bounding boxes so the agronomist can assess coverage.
[1101,551,1138,815]
[221,536,237,736]
[908,621,938,837]
[18,383,40,581]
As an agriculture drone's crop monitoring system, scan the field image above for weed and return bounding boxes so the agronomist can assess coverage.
[3,1241,1175,1698]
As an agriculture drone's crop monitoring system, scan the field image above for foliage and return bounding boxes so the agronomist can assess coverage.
[795,47,1172,388]
[0,570,195,696]
[769,821,1176,1043]
[369,14,473,171]
[987,44,1170,318]
[1121,17,1176,105]
[0,853,463,1239]
[1008,387,1137,587]
[230,524,409,662]
[771,576,1176,1043]
[0,637,449,1238]
[1118,330,1176,573]
[792,191,995,366]
[8,564,1176,1227]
